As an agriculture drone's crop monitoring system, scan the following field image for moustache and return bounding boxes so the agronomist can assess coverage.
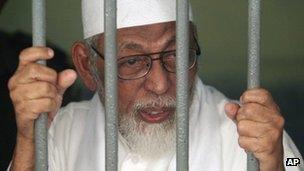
[132,96,176,113]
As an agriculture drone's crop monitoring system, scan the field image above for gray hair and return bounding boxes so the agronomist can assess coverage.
[84,35,105,101]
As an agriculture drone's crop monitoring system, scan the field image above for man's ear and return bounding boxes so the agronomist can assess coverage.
[71,41,97,91]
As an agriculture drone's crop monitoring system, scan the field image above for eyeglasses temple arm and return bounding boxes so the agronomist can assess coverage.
[193,35,201,56]
[91,45,105,59]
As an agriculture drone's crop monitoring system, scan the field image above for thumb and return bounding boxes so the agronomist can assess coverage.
[57,69,77,95]
[224,102,240,121]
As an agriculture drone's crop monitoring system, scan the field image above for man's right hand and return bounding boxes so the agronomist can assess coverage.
[8,47,77,170]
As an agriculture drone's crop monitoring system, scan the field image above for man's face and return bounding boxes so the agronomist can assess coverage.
[93,21,198,157]
[95,21,197,120]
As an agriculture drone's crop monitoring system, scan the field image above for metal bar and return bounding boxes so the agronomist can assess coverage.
[176,0,189,170]
[104,0,118,170]
[32,0,48,170]
[247,0,261,170]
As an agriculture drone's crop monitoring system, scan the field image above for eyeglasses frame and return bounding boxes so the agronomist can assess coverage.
[90,35,201,80]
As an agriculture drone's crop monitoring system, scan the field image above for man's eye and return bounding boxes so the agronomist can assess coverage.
[126,58,138,65]
[163,51,176,59]
[119,56,147,68]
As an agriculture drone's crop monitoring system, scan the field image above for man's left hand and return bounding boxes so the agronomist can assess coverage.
[225,88,285,171]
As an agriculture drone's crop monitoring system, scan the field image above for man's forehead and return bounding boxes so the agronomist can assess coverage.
[96,21,195,46]
[118,21,176,34]
[117,22,176,42]
[96,22,176,41]
[95,22,177,51]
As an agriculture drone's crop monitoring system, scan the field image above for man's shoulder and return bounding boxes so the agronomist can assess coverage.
[57,99,91,122]
[199,83,233,114]
[202,83,238,128]
[48,98,94,139]
[204,85,230,103]
[193,80,236,131]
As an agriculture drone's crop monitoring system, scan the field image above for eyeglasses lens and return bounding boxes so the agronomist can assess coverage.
[117,50,197,80]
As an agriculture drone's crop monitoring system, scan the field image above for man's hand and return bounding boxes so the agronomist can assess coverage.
[225,88,285,171]
[8,47,77,170]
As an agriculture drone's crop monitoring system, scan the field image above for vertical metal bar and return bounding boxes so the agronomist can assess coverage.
[176,0,189,170]
[104,0,118,170]
[32,0,48,170]
[247,0,260,170]
[248,0,261,89]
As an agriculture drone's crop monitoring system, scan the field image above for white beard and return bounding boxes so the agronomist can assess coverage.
[118,96,176,160]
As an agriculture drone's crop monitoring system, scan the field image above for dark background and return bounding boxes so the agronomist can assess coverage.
[0,0,303,170]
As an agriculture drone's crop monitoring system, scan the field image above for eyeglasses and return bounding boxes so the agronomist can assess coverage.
[90,39,201,80]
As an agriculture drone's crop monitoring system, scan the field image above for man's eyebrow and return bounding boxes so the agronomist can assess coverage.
[118,35,176,52]
[119,41,144,52]
[164,35,176,49]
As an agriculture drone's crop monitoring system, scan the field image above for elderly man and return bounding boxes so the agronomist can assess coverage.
[8,0,302,170]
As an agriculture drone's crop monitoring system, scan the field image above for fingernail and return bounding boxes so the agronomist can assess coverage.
[48,49,54,57]
[239,96,244,103]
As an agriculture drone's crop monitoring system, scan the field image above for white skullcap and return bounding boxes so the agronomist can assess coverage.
[82,0,193,39]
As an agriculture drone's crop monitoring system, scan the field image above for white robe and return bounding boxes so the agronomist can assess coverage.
[48,79,303,171]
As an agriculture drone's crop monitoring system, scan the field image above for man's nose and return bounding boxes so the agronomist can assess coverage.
[144,60,170,95]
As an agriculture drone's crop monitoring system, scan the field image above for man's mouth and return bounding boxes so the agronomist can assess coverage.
[139,107,173,123]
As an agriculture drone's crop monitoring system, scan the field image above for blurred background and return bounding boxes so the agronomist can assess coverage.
[0,0,303,170]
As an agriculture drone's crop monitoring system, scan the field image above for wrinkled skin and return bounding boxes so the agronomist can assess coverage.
[88,22,198,121]
[225,89,285,171]
[8,47,77,170]
[8,21,284,171]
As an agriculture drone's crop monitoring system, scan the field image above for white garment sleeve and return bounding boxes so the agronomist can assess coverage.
[48,132,58,171]
[48,112,68,171]
[48,108,66,171]
[282,131,304,171]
